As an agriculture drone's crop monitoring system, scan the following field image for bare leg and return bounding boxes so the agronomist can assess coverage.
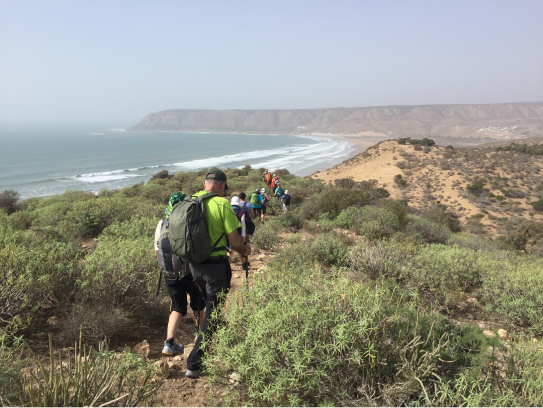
[167,311,183,339]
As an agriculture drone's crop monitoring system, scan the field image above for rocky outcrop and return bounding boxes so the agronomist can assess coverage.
[129,103,543,139]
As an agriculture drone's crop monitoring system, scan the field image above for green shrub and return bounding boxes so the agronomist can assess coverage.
[7,337,162,407]
[335,206,400,239]
[252,222,279,250]
[420,205,462,232]
[311,233,348,266]
[317,189,371,219]
[404,245,483,306]
[447,233,513,252]
[377,199,408,228]
[0,190,20,215]
[205,266,492,406]
[0,239,84,328]
[268,241,317,270]
[280,212,303,230]
[404,215,451,244]
[349,240,415,280]
[479,254,543,335]
[531,198,543,212]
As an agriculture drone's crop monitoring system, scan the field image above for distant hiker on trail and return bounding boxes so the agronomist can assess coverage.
[156,193,206,356]
[263,170,271,186]
[230,196,246,241]
[238,192,255,266]
[251,188,263,220]
[260,187,270,221]
[281,189,292,212]
[185,169,251,379]
[239,192,255,232]
[274,183,284,200]
[271,174,279,189]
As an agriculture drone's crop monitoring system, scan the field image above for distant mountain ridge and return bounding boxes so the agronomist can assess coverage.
[129,103,543,139]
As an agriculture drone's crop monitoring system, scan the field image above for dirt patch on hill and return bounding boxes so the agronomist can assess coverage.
[312,139,543,236]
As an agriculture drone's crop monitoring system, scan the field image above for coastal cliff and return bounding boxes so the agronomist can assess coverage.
[129,103,543,139]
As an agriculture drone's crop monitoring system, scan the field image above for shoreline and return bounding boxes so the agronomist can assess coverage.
[295,134,387,177]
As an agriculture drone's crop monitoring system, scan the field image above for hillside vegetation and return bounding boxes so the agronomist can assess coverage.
[314,138,543,256]
[2,164,543,406]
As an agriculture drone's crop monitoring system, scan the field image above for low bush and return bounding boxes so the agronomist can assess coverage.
[335,205,400,232]
[479,254,543,335]
[0,190,20,215]
[311,233,349,266]
[5,336,162,407]
[420,205,461,232]
[206,266,497,406]
[0,239,84,329]
[349,239,415,280]
[447,233,513,252]
[252,222,279,250]
[404,215,451,244]
[280,212,303,230]
[404,245,483,307]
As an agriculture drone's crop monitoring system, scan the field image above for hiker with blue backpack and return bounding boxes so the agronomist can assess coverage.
[274,183,284,200]
[155,193,206,356]
[166,169,250,379]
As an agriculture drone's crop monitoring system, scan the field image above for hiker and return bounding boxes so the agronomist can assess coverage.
[281,189,292,212]
[251,188,263,220]
[156,193,206,356]
[274,183,284,200]
[238,192,255,266]
[260,187,270,221]
[271,174,279,190]
[263,170,271,185]
[230,196,247,240]
[185,169,251,379]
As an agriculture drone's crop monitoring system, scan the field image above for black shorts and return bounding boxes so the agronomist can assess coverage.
[261,205,267,215]
[253,207,262,217]
[164,273,205,316]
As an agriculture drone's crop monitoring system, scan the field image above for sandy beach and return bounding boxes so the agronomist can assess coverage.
[296,134,387,177]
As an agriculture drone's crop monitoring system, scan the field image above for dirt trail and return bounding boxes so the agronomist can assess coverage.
[134,249,272,407]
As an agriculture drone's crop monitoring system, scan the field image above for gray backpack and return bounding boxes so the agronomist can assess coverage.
[155,219,188,279]
[168,192,226,263]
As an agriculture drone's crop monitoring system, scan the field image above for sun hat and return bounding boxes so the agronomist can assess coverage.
[231,196,241,206]
[205,168,228,190]
[261,188,266,193]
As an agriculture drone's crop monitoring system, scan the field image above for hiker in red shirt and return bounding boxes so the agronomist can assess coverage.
[270,174,279,190]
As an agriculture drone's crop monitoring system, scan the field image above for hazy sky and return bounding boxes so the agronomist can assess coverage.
[1,0,542,126]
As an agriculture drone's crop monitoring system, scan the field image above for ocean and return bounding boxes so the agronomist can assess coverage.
[0,125,355,199]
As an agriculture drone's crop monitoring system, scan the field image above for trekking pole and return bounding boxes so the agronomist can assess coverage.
[155,269,163,297]
[242,256,249,281]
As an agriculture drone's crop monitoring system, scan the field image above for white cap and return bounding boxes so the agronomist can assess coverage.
[231,196,241,206]
[261,188,266,193]
[285,190,289,194]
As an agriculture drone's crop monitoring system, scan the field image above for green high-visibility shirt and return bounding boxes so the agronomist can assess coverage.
[192,190,241,257]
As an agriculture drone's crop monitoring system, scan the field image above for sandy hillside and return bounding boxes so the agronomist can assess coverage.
[312,139,543,236]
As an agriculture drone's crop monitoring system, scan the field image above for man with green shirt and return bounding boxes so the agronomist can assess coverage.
[185,169,251,379]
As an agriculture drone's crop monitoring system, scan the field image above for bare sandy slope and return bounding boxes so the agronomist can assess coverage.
[312,139,543,236]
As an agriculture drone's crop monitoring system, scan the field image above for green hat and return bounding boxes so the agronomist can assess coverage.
[205,168,229,189]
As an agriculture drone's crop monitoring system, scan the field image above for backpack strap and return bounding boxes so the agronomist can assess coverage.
[198,192,227,253]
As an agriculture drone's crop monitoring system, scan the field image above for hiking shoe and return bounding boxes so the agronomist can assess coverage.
[185,369,200,379]
[162,341,184,356]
